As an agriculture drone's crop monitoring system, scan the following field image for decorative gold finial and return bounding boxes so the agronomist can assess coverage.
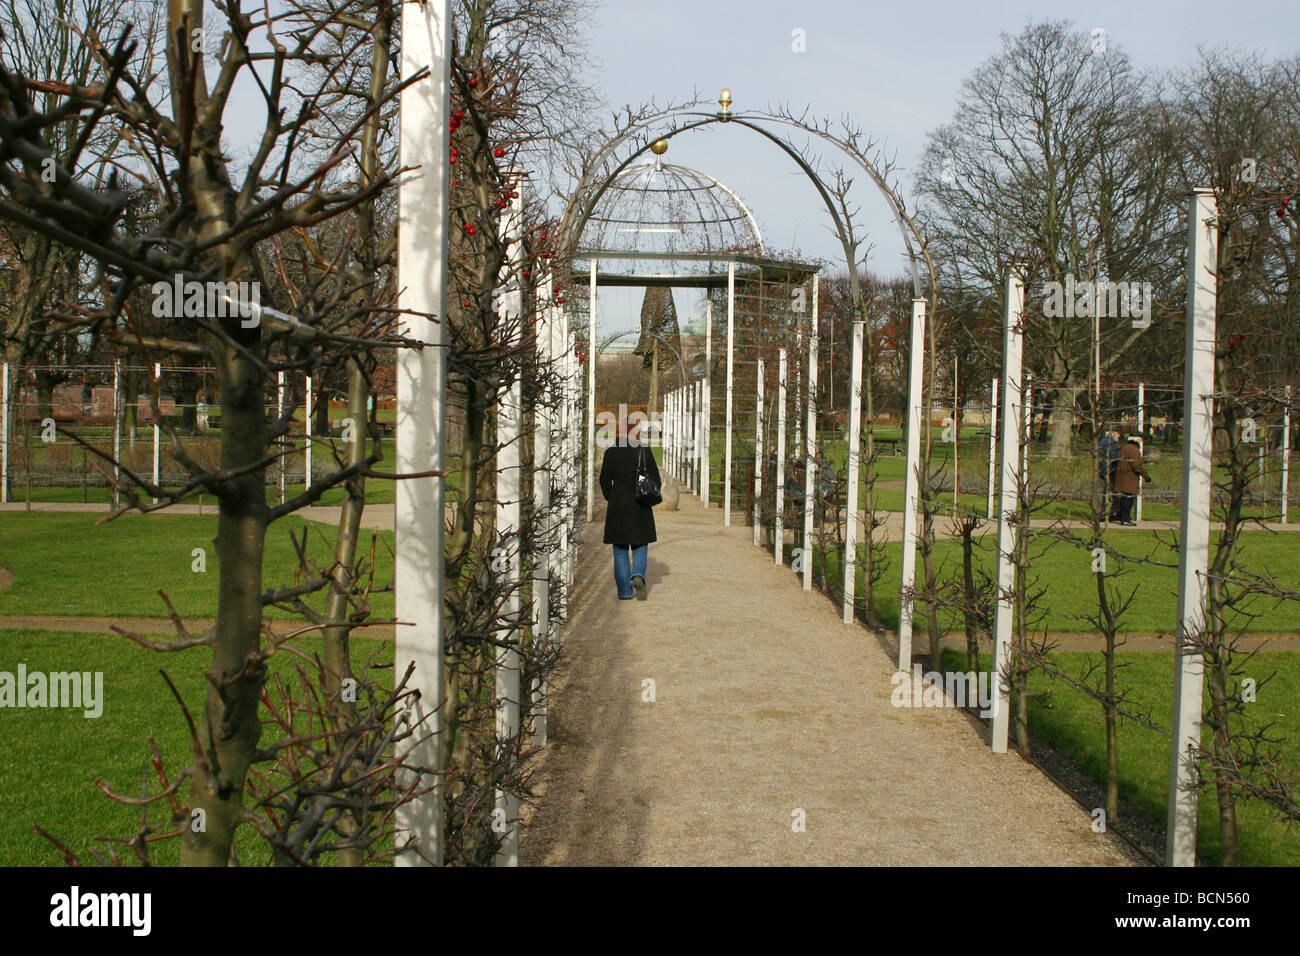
[650,139,669,155]
[718,87,733,120]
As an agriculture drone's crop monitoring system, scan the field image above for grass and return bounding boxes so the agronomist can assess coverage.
[0,628,393,866]
[0,513,396,622]
[939,648,1300,866]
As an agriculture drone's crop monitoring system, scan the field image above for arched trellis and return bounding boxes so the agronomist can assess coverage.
[554,94,941,640]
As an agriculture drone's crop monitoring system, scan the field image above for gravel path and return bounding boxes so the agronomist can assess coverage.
[519,490,1140,866]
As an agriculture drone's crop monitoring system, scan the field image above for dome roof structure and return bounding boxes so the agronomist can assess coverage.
[577,153,765,282]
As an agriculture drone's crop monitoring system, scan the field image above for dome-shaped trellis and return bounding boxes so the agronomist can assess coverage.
[578,155,766,280]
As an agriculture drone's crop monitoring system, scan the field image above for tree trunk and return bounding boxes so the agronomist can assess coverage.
[181,338,268,866]
[320,359,368,867]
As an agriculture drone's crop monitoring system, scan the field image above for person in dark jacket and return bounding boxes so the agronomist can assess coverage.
[599,415,659,600]
[1098,429,1121,509]
[1109,431,1151,526]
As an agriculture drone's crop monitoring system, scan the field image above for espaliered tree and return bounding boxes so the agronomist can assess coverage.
[2,0,599,865]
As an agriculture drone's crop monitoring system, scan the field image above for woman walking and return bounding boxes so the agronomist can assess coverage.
[599,416,660,600]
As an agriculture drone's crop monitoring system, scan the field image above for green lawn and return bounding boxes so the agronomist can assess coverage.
[0,628,393,866]
[803,530,1300,634]
[940,648,1300,866]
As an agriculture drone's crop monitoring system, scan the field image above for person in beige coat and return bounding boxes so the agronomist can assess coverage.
[1109,431,1152,526]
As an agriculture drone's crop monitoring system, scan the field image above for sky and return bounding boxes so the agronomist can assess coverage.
[581,0,1300,332]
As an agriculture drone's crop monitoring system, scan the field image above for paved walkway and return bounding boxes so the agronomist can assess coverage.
[519,490,1138,866]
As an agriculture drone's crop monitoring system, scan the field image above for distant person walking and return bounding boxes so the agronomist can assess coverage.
[1109,430,1151,526]
[600,415,660,600]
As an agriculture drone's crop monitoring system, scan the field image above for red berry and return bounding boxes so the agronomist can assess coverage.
[498,199,507,208]
[462,301,472,308]
[556,297,566,305]
[465,224,476,235]
[453,110,464,121]
[449,156,457,164]
[553,284,561,293]
[494,147,505,158]
[467,76,478,88]
[522,269,531,278]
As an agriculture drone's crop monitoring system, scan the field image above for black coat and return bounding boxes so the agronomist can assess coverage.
[600,444,658,546]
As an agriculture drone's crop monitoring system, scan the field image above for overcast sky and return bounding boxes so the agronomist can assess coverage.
[581,0,1299,333]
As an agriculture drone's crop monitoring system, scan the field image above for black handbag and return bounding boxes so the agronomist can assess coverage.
[634,445,662,507]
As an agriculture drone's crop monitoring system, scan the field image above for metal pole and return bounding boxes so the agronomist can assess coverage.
[305,374,313,488]
[697,380,705,500]
[669,389,677,477]
[725,261,735,526]
[531,278,553,748]
[1167,189,1218,867]
[1283,386,1291,525]
[494,180,524,867]
[394,0,450,867]
[586,258,597,521]
[1,362,8,504]
[952,351,960,517]
[794,326,803,457]
[898,298,927,667]
[991,270,1025,754]
[986,376,998,520]
[704,297,712,508]
[1136,382,1145,522]
[754,360,764,546]
[277,369,286,505]
[112,358,121,511]
[1022,372,1032,479]
[842,314,864,625]
[803,275,818,591]
[775,348,787,565]
[152,361,161,503]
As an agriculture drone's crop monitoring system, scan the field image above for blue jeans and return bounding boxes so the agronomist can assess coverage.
[612,545,648,599]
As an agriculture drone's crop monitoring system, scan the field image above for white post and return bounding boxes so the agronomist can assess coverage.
[842,313,864,625]
[1283,386,1291,525]
[991,270,1025,754]
[152,361,161,503]
[803,276,818,591]
[394,0,450,867]
[493,180,524,867]
[586,259,597,521]
[1136,382,1145,522]
[689,382,698,492]
[557,323,573,617]
[277,369,286,505]
[754,360,764,546]
[724,261,735,526]
[670,389,678,478]
[775,349,787,565]
[1167,188,1218,868]
[986,376,998,520]
[305,374,313,489]
[897,298,927,668]
[1,361,8,504]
